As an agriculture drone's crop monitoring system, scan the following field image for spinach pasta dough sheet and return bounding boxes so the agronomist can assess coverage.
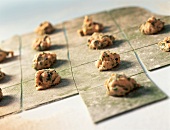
[80,73,167,123]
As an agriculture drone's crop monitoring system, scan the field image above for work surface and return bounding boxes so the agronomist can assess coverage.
[0,1,170,130]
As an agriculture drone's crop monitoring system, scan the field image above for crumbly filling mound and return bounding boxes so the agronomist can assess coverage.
[140,16,164,35]
[32,52,56,70]
[87,33,115,49]
[32,35,51,51]
[158,37,170,52]
[0,88,2,100]
[105,73,140,96]
[35,69,61,90]
[95,51,120,71]
[77,16,103,36]
[0,48,14,62]
[35,21,55,35]
[0,69,5,80]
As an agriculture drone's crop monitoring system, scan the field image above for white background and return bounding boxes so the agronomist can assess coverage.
[0,0,170,41]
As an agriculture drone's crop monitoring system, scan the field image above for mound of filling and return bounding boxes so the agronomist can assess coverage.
[32,35,51,51]
[32,52,56,70]
[0,69,5,80]
[105,73,140,96]
[95,51,120,71]
[0,88,2,100]
[0,48,14,62]
[140,16,164,35]
[88,33,115,49]
[77,16,103,36]
[35,69,61,90]
[35,21,55,35]
[158,37,170,52]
